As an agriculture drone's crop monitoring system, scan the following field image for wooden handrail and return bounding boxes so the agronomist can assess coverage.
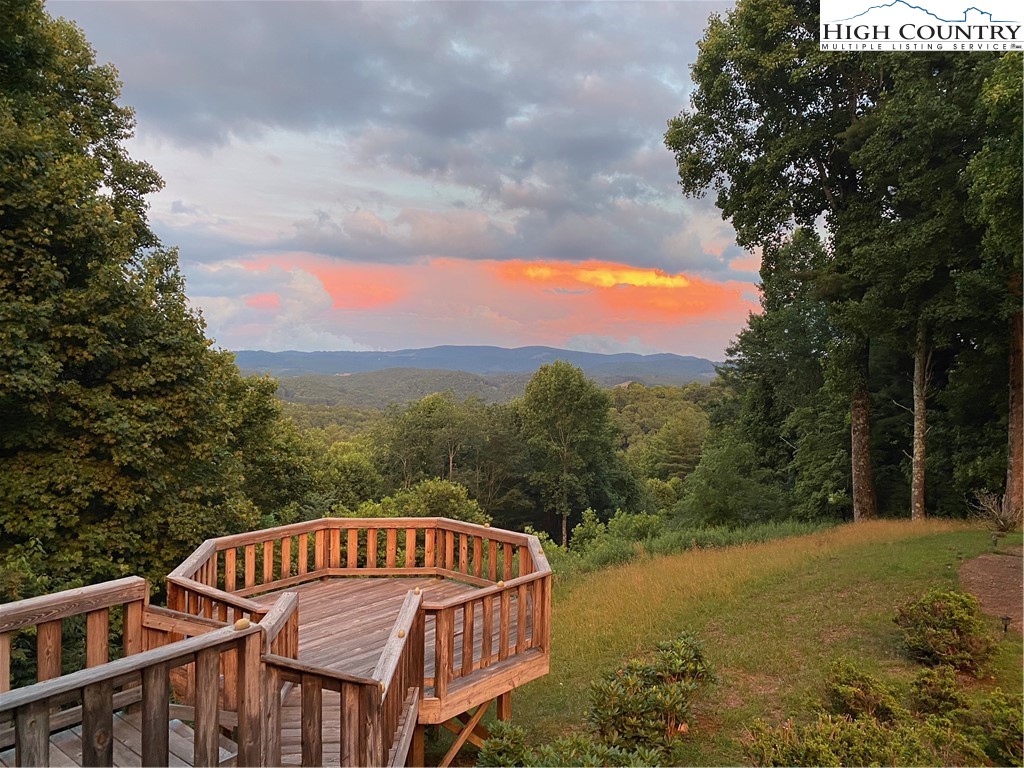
[372,590,422,688]
[166,576,267,615]
[0,577,148,633]
[420,570,547,611]
[262,654,379,689]
[167,539,217,580]
[0,622,262,713]
[259,592,299,655]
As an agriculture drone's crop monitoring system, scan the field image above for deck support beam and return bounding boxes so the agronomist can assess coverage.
[437,700,492,768]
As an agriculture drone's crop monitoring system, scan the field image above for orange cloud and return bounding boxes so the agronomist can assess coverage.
[245,292,281,310]
[247,255,409,310]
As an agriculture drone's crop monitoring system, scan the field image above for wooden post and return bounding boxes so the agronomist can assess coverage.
[194,648,221,767]
[301,675,323,768]
[497,692,512,721]
[340,682,360,766]
[262,664,282,767]
[360,682,383,767]
[236,630,262,767]
[15,700,49,767]
[82,679,114,766]
[142,663,170,767]
[411,724,426,768]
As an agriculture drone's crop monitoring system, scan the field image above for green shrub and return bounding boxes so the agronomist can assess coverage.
[893,589,995,673]
[478,721,664,767]
[477,721,533,767]
[823,659,906,722]
[971,688,1024,766]
[909,666,969,716]
[587,632,714,752]
[744,714,934,767]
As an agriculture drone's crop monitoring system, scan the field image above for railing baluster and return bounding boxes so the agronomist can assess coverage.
[499,590,511,660]
[347,528,359,568]
[517,584,528,651]
[481,595,494,668]
[82,679,113,766]
[425,529,436,567]
[245,544,256,588]
[445,531,455,570]
[142,663,169,767]
[367,528,378,569]
[503,543,514,581]
[314,530,326,571]
[386,529,397,568]
[195,648,221,767]
[461,600,475,676]
[488,539,498,581]
[405,527,416,568]
[459,534,469,574]
[301,674,323,767]
[225,547,237,591]
[36,619,61,682]
[434,608,452,698]
[340,682,360,766]
[0,632,10,693]
[281,536,292,579]
[125,598,144,656]
[85,608,109,668]
[298,532,308,575]
[15,700,49,767]
[473,537,483,578]
[330,528,342,568]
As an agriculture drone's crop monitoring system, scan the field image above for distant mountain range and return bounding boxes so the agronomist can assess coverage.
[234,345,719,383]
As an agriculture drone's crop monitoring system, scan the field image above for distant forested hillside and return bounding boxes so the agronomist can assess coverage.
[235,346,718,384]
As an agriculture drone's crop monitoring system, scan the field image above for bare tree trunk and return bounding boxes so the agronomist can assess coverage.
[851,343,878,522]
[911,322,929,521]
[562,513,569,550]
[1006,308,1023,520]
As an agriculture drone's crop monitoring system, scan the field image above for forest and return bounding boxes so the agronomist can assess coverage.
[1,0,1020,610]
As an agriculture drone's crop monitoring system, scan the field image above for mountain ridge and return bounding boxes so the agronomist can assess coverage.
[234,345,719,382]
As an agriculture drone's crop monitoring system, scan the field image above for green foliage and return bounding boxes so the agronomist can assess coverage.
[971,688,1024,766]
[909,666,968,716]
[823,659,906,723]
[587,633,715,753]
[0,3,303,597]
[353,479,489,525]
[894,589,996,673]
[480,634,714,765]
[745,714,934,767]
[674,427,789,526]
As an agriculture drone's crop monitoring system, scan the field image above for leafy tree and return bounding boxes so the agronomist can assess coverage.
[966,53,1023,520]
[353,479,489,525]
[519,362,625,546]
[0,2,294,598]
[665,0,885,521]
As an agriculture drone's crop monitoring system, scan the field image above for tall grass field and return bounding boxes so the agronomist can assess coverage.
[504,520,1023,765]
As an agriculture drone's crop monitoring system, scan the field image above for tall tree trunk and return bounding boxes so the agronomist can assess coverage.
[911,321,929,521]
[851,342,878,522]
[1006,308,1023,520]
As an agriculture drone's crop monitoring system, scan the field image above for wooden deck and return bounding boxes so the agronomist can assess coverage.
[1,518,552,767]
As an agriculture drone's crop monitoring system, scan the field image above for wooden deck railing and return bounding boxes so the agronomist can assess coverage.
[0,577,148,693]
[260,588,425,767]
[0,619,265,767]
[169,517,552,730]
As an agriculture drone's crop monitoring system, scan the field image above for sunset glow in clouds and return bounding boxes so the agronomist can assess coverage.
[54,1,758,359]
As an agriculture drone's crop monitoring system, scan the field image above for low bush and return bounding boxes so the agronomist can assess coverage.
[823,659,905,722]
[909,666,968,716]
[971,688,1024,766]
[893,589,995,673]
[588,633,715,752]
[744,714,934,767]
[480,632,715,765]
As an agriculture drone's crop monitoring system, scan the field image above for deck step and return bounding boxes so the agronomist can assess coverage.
[0,712,237,768]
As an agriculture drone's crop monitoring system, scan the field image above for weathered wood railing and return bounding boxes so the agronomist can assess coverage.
[166,518,539,602]
[0,577,148,693]
[0,619,265,767]
[169,518,552,725]
[258,588,423,768]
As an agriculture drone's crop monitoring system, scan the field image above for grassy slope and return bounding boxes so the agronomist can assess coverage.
[511,520,1023,765]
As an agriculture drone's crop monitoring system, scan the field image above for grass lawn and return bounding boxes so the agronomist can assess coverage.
[498,520,1024,765]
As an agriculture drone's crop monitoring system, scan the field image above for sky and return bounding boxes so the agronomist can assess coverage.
[51,0,757,360]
